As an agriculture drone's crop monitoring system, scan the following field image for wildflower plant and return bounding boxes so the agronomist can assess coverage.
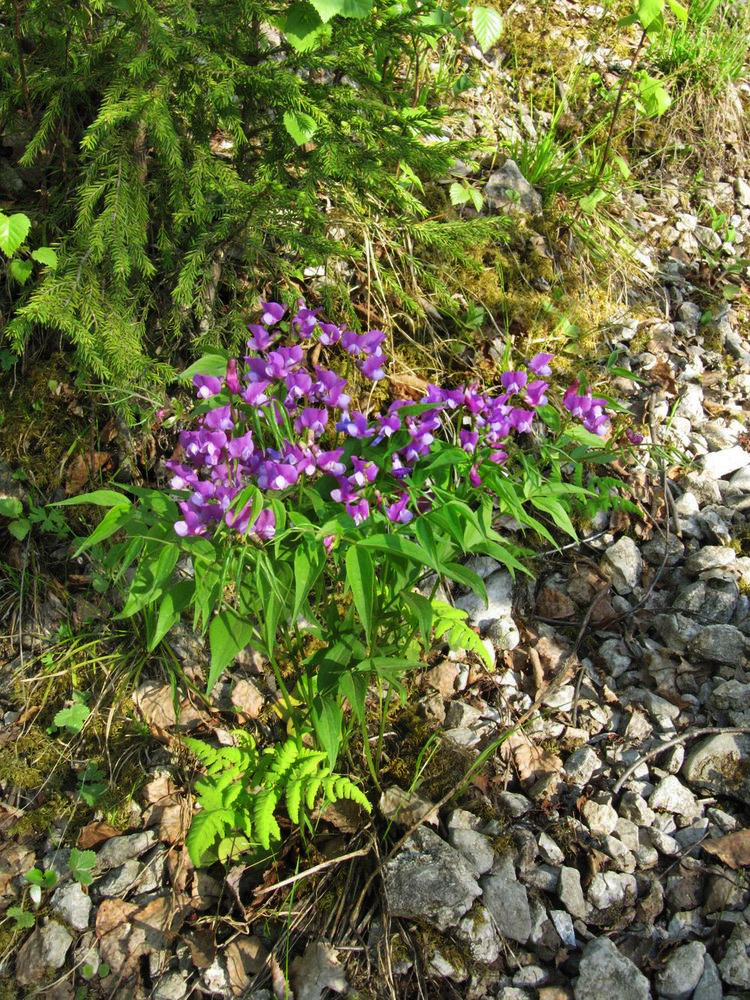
[59,300,621,861]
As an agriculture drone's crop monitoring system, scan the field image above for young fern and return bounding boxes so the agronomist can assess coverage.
[183,734,370,865]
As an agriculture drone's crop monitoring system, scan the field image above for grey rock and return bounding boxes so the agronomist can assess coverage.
[498,791,531,817]
[654,612,703,652]
[588,871,636,910]
[153,972,189,1000]
[602,537,642,594]
[685,546,737,575]
[574,937,651,1000]
[675,579,739,624]
[675,383,705,425]
[682,732,750,805]
[649,775,699,818]
[620,791,656,828]
[383,827,481,931]
[719,922,750,989]
[447,828,495,877]
[50,881,91,931]
[693,952,723,1000]
[456,904,501,964]
[558,866,588,920]
[549,908,576,948]
[736,176,750,207]
[642,536,686,567]
[729,466,750,493]
[15,920,73,987]
[564,746,599,785]
[455,568,513,626]
[690,625,747,665]
[484,159,543,216]
[94,858,141,897]
[95,830,157,871]
[674,491,702,536]
[481,873,532,943]
[582,797,618,836]
[538,832,565,865]
[655,941,705,999]
[703,447,750,479]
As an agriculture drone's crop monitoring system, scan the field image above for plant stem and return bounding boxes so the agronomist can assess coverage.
[588,27,648,195]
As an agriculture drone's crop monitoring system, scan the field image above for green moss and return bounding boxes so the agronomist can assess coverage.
[0,728,68,792]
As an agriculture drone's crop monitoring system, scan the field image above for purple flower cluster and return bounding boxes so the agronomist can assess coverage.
[166,303,611,540]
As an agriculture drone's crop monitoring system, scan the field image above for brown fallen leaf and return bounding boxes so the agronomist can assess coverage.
[378,786,439,828]
[65,450,112,495]
[78,821,122,850]
[703,829,750,869]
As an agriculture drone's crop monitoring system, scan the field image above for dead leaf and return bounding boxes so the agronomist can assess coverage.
[509,731,563,788]
[185,928,215,970]
[649,359,677,396]
[132,681,178,730]
[290,940,348,1000]
[144,800,192,844]
[78,821,122,850]
[703,829,750,869]
[65,450,112,495]
[96,893,192,979]
[378,786,439,827]
[389,372,429,400]
[226,935,269,998]
[317,797,367,834]
[535,585,576,619]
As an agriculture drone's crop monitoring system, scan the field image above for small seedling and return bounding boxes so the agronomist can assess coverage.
[52,692,91,734]
[78,762,108,807]
[7,906,35,930]
[24,867,58,906]
[69,848,97,887]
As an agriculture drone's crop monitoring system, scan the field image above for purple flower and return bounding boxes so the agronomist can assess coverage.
[469,466,482,488]
[314,368,350,410]
[193,375,222,399]
[345,496,370,525]
[331,478,356,504]
[293,304,319,336]
[258,461,298,491]
[626,429,644,445]
[242,381,270,406]
[225,358,241,395]
[317,449,346,475]
[501,371,528,396]
[317,323,342,346]
[460,429,479,454]
[385,493,413,524]
[509,408,534,433]
[284,371,313,405]
[251,508,276,541]
[528,352,554,376]
[175,506,208,537]
[247,324,278,351]
[525,380,548,408]
[260,301,286,326]
[360,354,386,381]
[294,407,328,436]
[245,358,269,382]
[203,406,234,432]
[376,413,401,438]
[349,457,378,487]
[337,412,373,438]
[228,431,255,462]
[265,346,304,379]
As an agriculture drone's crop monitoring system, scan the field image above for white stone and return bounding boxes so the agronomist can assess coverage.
[649,775,699,818]
[703,446,750,479]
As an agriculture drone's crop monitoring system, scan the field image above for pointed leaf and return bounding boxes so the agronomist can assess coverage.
[283,110,318,145]
[208,610,254,693]
[471,6,503,52]
[345,545,375,645]
[0,212,31,257]
[30,246,58,268]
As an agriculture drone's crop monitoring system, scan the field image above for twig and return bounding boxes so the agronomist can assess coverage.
[612,726,750,797]
[253,842,373,897]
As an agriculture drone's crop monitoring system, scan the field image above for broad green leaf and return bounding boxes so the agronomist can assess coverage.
[310,695,343,769]
[117,539,179,619]
[450,182,470,206]
[208,609,254,693]
[178,354,228,382]
[308,0,345,21]
[471,6,503,51]
[665,0,687,20]
[30,246,58,268]
[148,579,195,651]
[310,0,372,18]
[293,541,326,623]
[8,906,35,929]
[69,848,96,886]
[402,590,434,648]
[440,562,488,604]
[359,533,438,572]
[638,74,671,116]
[636,0,664,29]
[0,497,23,518]
[283,110,318,146]
[0,212,31,257]
[338,670,367,724]
[10,259,33,284]
[73,503,132,557]
[345,546,375,645]
[284,1,330,50]
[578,188,607,215]
[53,702,90,733]
[52,489,132,508]
[8,517,30,540]
[315,640,354,694]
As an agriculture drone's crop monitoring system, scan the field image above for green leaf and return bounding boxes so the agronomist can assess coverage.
[283,110,318,146]
[53,702,90,734]
[69,848,97,886]
[253,790,281,849]
[293,542,326,623]
[402,591,434,649]
[73,503,132,557]
[284,1,330,51]
[345,546,375,645]
[578,188,608,214]
[440,562,487,604]
[52,489,132,508]
[7,906,35,930]
[8,518,30,541]
[30,246,58,269]
[338,669,367,724]
[636,0,664,29]
[208,609,254,693]
[0,498,24,518]
[310,695,343,770]
[449,182,470,206]
[665,0,686,20]
[148,579,195,651]
[359,533,437,572]
[186,808,234,866]
[638,74,671,116]
[0,212,31,257]
[178,354,228,382]
[471,6,503,51]
[310,0,372,18]
[10,259,33,284]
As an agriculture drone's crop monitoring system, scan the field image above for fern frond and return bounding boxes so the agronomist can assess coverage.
[185,808,234,867]
[253,789,281,850]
